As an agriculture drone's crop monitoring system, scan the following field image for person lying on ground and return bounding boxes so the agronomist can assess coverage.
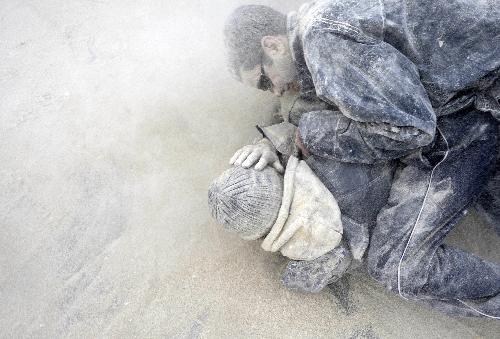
[210,107,500,318]
[219,1,500,318]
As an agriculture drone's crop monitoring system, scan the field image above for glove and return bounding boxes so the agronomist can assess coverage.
[229,138,284,174]
[281,245,352,293]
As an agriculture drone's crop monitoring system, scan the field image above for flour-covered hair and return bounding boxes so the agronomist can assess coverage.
[224,5,287,79]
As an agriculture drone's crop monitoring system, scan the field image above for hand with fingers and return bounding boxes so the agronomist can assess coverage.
[229,138,284,174]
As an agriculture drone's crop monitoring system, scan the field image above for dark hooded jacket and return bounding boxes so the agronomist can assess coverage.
[288,0,500,164]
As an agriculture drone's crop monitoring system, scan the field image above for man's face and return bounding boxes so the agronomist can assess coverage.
[239,35,298,97]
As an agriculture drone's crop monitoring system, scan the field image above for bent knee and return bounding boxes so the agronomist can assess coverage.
[367,245,431,296]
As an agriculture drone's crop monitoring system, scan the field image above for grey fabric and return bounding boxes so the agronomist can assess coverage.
[475,125,500,236]
[476,76,500,121]
[254,114,385,261]
[279,92,332,126]
[367,110,500,317]
[281,243,352,293]
[287,0,500,164]
[306,155,395,261]
[476,151,500,236]
[208,166,283,240]
[257,93,335,163]
[261,156,343,260]
[257,122,298,159]
[256,108,395,261]
[287,108,500,317]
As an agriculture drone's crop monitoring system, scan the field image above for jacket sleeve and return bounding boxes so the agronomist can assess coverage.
[280,243,352,293]
[299,30,437,163]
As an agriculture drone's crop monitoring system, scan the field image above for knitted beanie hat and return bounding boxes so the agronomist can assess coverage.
[208,166,283,240]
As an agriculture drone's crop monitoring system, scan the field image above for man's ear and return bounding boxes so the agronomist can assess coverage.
[261,36,286,57]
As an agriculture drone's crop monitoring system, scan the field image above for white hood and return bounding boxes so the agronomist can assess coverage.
[261,156,343,260]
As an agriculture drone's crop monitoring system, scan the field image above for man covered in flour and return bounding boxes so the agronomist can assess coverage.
[217,1,500,317]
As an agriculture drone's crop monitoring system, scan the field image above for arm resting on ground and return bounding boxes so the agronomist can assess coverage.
[281,243,352,293]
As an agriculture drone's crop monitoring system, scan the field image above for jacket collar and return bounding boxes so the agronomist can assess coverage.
[287,10,316,97]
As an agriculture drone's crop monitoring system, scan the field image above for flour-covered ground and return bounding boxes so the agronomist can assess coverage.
[1,1,499,338]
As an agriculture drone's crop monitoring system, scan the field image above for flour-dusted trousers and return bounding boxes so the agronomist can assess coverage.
[476,127,500,237]
[367,109,500,317]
